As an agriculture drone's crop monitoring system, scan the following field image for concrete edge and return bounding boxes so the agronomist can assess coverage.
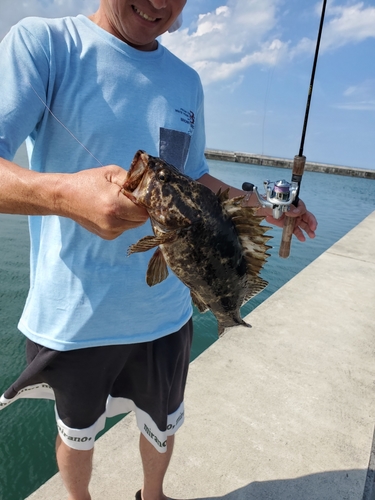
[363,426,375,500]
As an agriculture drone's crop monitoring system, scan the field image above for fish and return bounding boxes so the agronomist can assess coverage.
[121,150,272,336]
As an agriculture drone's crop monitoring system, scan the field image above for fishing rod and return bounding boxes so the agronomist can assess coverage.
[279,0,327,257]
[243,0,327,258]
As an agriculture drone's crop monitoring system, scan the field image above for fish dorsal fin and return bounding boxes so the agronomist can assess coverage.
[222,196,272,279]
[216,187,230,204]
[146,248,169,286]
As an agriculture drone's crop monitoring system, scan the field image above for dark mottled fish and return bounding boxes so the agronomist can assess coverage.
[121,150,272,336]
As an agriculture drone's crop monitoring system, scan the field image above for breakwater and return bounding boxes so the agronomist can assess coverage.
[205,149,375,179]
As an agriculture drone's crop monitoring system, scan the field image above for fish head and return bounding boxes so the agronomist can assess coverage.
[122,150,204,230]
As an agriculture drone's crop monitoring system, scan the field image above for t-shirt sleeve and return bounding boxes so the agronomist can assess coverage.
[0,19,50,160]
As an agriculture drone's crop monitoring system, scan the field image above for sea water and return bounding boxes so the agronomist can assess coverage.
[0,146,374,499]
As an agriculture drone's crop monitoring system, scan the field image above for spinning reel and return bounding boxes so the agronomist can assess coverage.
[242,179,299,220]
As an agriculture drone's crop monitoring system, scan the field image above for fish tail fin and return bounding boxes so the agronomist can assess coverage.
[218,318,251,338]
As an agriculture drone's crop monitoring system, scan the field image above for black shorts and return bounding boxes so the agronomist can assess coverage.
[0,319,193,452]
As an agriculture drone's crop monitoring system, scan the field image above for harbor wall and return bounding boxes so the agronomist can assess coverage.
[205,149,375,179]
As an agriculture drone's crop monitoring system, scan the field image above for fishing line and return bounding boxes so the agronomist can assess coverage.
[261,64,276,157]
[28,82,104,167]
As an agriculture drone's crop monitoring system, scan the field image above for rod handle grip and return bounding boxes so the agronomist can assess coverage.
[279,216,295,259]
[278,155,306,259]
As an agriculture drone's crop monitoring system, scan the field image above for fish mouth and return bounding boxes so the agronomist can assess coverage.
[121,150,194,229]
[121,150,153,207]
[122,151,148,190]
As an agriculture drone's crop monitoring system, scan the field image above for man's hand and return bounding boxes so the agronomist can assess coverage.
[265,199,317,242]
[0,158,149,240]
[55,165,149,239]
[197,173,317,243]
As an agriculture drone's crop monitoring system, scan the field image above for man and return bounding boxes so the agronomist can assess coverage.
[0,1,317,499]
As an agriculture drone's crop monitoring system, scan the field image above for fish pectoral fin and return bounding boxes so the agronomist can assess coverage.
[128,232,178,255]
[128,236,161,254]
[190,290,209,313]
[146,248,169,286]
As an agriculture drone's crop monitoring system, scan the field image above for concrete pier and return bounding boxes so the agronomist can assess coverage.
[27,211,375,500]
[205,149,375,179]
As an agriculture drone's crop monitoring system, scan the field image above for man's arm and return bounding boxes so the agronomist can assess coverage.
[0,157,149,239]
[197,172,317,242]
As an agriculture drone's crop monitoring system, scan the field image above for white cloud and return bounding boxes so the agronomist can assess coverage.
[343,79,374,97]
[335,101,375,111]
[334,79,375,111]
[161,0,289,85]
[163,1,375,85]
[0,0,98,39]
[292,1,375,57]
[223,74,245,93]
[323,1,375,49]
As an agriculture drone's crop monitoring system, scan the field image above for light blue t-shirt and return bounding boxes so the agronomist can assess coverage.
[0,15,209,350]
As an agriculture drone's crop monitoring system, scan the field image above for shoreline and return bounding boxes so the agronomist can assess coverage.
[205,149,375,179]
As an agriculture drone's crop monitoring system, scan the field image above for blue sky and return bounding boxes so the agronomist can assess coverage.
[1,0,374,169]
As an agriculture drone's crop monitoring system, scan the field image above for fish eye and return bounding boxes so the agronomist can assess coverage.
[158,171,168,182]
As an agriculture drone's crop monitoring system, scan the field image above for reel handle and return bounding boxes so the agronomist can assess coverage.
[278,155,306,258]
[242,182,254,192]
